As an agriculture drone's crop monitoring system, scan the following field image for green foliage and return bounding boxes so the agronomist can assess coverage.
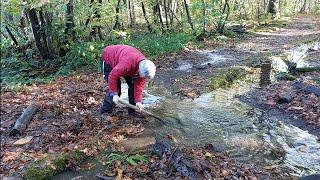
[106,153,126,165]
[126,154,148,166]
[209,67,247,90]
[57,33,194,75]
[314,4,320,15]
[1,55,54,90]
[2,32,194,89]
[106,153,148,166]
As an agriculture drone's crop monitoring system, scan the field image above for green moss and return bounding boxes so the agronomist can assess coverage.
[24,165,55,180]
[275,72,296,81]
[71,150,86,163]
[209,67,247,90]
[23,150,86,180]
[52,155,68,172]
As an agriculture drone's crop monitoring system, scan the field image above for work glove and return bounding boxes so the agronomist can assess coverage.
[136,102,143,112]
[112,95,120,104]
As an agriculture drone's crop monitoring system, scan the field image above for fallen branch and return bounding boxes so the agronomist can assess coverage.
[10,103,38,136]
[96,175,115,180]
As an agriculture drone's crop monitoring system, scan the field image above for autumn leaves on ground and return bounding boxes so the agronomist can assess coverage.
[1,15,320,179]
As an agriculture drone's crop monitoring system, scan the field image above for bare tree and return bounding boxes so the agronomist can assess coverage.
[183,0,195,35]
[141,1,152,32]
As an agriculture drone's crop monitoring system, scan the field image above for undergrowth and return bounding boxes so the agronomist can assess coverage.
[1,33,195,90]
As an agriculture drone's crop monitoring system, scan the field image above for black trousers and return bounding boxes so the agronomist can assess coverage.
[100,61,136,114]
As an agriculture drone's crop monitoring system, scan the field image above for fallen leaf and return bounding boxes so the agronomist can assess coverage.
[2,152,20,162]
[292,106,304,110]
[13,136,34,145]
[263,165,279,170]
[265,100,276,106]
[115,167,123,180]
[204,152,213,158]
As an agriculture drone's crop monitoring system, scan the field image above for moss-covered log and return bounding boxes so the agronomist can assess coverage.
[24,150,86,180]
[296,67,320,73]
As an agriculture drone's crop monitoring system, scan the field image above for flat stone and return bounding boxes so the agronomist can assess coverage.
[121,128,156,151]
[122,137,156,151]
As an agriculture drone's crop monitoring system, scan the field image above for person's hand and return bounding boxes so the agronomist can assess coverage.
[112,95,120,104]
[136,102,143,112]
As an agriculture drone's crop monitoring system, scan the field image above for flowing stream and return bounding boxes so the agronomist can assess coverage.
[149,82,320,177]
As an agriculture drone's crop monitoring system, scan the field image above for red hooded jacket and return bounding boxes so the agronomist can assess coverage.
[101,45,146,102]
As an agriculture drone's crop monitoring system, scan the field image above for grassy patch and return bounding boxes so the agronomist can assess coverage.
[209,67,247,90]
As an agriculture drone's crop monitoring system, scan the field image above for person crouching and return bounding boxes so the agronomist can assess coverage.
[99,45,156,119]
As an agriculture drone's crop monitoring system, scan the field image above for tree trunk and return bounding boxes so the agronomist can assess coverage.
[44,12,54,53]
[85,0,95,27]
[65,0,75,40]
[300,0,307,12]
[39,9,50,57]
[114,0,122,30]
[257,0,261,18]
[267,0,277,15]
[168,0,174,29]
[28,8,49,60]
[293,0,299,12]
[5,26,19,46]
[217,0,230,34]
[157,1,165,33]
[128,0,133,27]
[202,0,206,35]
[131,0,136,27]
[164,0,169,31]
[183,0,195,35]
[278,0,281,15]
[141,2,152,32]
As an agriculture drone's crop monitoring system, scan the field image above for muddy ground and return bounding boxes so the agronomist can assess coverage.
[1,15,320,179]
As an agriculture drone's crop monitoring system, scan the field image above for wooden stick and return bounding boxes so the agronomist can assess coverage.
[10,103,38,136]
[118,99,164,122]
